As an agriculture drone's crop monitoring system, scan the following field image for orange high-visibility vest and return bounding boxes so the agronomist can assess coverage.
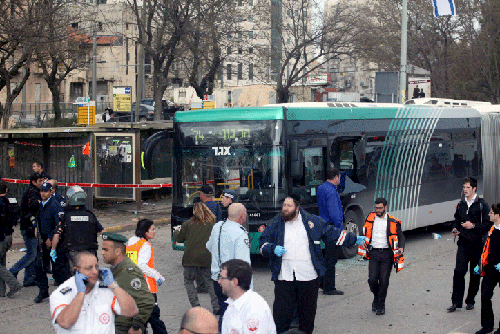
[480,225,496,276]
[358,212,405,272]
[126,239,157,293]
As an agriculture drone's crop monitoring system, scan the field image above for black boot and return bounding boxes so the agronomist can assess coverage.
[34,291,49,303]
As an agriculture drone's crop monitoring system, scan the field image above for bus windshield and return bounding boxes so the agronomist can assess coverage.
[174,145,286,209]
[174,120,286,210]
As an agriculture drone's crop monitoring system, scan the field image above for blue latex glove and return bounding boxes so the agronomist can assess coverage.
[156,278,163,286]
[474,265,480,275]
[50,249,57,261]
[495,263,500,272]
[356,236,367,245]
[274,245,287,257]
[75,270,87,293]
[98,268,115,287]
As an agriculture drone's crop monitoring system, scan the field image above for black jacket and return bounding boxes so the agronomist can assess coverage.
[20,184,41,231]
[453,196,491,245]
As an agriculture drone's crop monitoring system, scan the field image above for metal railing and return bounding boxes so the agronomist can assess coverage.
[9,102,113,128]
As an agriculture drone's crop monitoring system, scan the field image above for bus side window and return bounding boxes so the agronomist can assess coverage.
[330,139,360,183]
[291,147,324,204]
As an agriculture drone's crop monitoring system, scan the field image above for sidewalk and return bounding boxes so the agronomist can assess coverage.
[10,197,172,250]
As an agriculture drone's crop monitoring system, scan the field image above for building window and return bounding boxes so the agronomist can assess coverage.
[249,63,254,80]
[227,64,232,80]
[238,63,243,80]
[238,31,242,39]
[71,22,78,29]
[227,46,231,55]
[97,22,103,31]
[179,91,186,98]
[145,53,151,74]
[217,66,223,80]
[238,0,243,6]
[248,31,253,38]
[249,47,253,54]
[238,48,242,54]
[249,0,253,5]
[248,14,253,22]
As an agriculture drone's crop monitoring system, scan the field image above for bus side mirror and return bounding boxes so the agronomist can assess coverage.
[291,140,298,162]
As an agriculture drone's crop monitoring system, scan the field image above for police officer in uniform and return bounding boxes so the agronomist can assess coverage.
[101,232,155,334]
[221,190,238,221]
[52,187,104,275]
[33,181,65,303]
[0,181,23,297]
[206,203,251,329]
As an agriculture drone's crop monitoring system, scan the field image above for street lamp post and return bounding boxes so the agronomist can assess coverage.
[399,0,408,103]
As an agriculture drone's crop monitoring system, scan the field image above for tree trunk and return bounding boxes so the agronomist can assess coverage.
[49,84,62,123]
[276,86,290,103]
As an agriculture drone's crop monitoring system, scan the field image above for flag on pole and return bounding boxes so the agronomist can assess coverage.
[432,0,456,16]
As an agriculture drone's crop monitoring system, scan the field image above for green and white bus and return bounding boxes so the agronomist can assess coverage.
[171,102,492,257]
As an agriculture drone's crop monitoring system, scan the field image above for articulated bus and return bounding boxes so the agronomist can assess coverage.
[171,102,494,258]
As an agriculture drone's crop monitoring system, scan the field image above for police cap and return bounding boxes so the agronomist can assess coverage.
[102,232,128,243]
[199,185,214,195]
[222,190,238,202]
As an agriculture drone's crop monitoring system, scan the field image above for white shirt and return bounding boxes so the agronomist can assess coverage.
[466,194,478,213]
[371,214,389,249]
[206,219,251,281]
[50,276,121,334]
[279,213,318,281]
[222,290,276,334]
[127,236,162,280]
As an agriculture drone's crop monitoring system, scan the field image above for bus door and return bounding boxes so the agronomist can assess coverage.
[330,136,366,189]
[291,144,327,210]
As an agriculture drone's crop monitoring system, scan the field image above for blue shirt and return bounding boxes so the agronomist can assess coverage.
[206,219,251,281]
[204,200,222,222]
[317,181,343,229]
[35,196,64,239]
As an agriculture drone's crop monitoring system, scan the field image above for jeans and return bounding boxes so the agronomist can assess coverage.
[9,230,37,285]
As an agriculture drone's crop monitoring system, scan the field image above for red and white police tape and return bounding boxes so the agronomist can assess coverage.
[1,178,173,188]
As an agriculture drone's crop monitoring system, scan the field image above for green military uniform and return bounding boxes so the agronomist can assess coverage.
[103,232,154,334]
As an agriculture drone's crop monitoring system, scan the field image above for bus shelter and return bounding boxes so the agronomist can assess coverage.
[0,122,173,209]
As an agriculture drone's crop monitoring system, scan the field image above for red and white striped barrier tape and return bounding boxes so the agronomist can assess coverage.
[14,141,84,148]
[1,178,172,188]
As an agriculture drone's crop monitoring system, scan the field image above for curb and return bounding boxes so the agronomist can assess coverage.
[9,217,171,251]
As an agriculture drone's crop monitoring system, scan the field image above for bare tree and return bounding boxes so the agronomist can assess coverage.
[127,0,199,120]
[181,0,238,99]
[34,1,92,123]
[0,0,44,128]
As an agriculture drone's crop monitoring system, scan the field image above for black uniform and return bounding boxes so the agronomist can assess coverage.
[451,196,491,308]
[55,206,103,271]
[34,195,65,295]
[20,184,41,237]
[480,227,500,331]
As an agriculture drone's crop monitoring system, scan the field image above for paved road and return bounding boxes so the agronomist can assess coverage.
[1,221,498,334]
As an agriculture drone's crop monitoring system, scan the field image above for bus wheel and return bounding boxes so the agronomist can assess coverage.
[338,210,361,259]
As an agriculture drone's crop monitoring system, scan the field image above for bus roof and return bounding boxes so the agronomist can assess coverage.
[174,106,284,122]
[175,103,487,123]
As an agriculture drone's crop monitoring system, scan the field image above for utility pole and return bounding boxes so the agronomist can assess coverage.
[399,0,408,104]
[135,5,145,122]
[92,0,98,103]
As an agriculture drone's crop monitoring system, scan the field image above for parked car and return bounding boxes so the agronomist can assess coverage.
[114,103,155,122]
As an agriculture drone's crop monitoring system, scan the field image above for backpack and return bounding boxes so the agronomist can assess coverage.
[3,193,21,229]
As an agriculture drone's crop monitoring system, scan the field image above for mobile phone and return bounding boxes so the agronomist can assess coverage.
[98,270,104,282]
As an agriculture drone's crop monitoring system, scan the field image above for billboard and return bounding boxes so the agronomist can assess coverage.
[408,77,431,99]
[113,86,132,112]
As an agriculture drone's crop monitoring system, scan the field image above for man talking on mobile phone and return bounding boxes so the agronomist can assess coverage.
[49,251,138,333]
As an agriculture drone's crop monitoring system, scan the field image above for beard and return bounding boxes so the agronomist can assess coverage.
[376,210,386,218]
[281,210,297,222]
